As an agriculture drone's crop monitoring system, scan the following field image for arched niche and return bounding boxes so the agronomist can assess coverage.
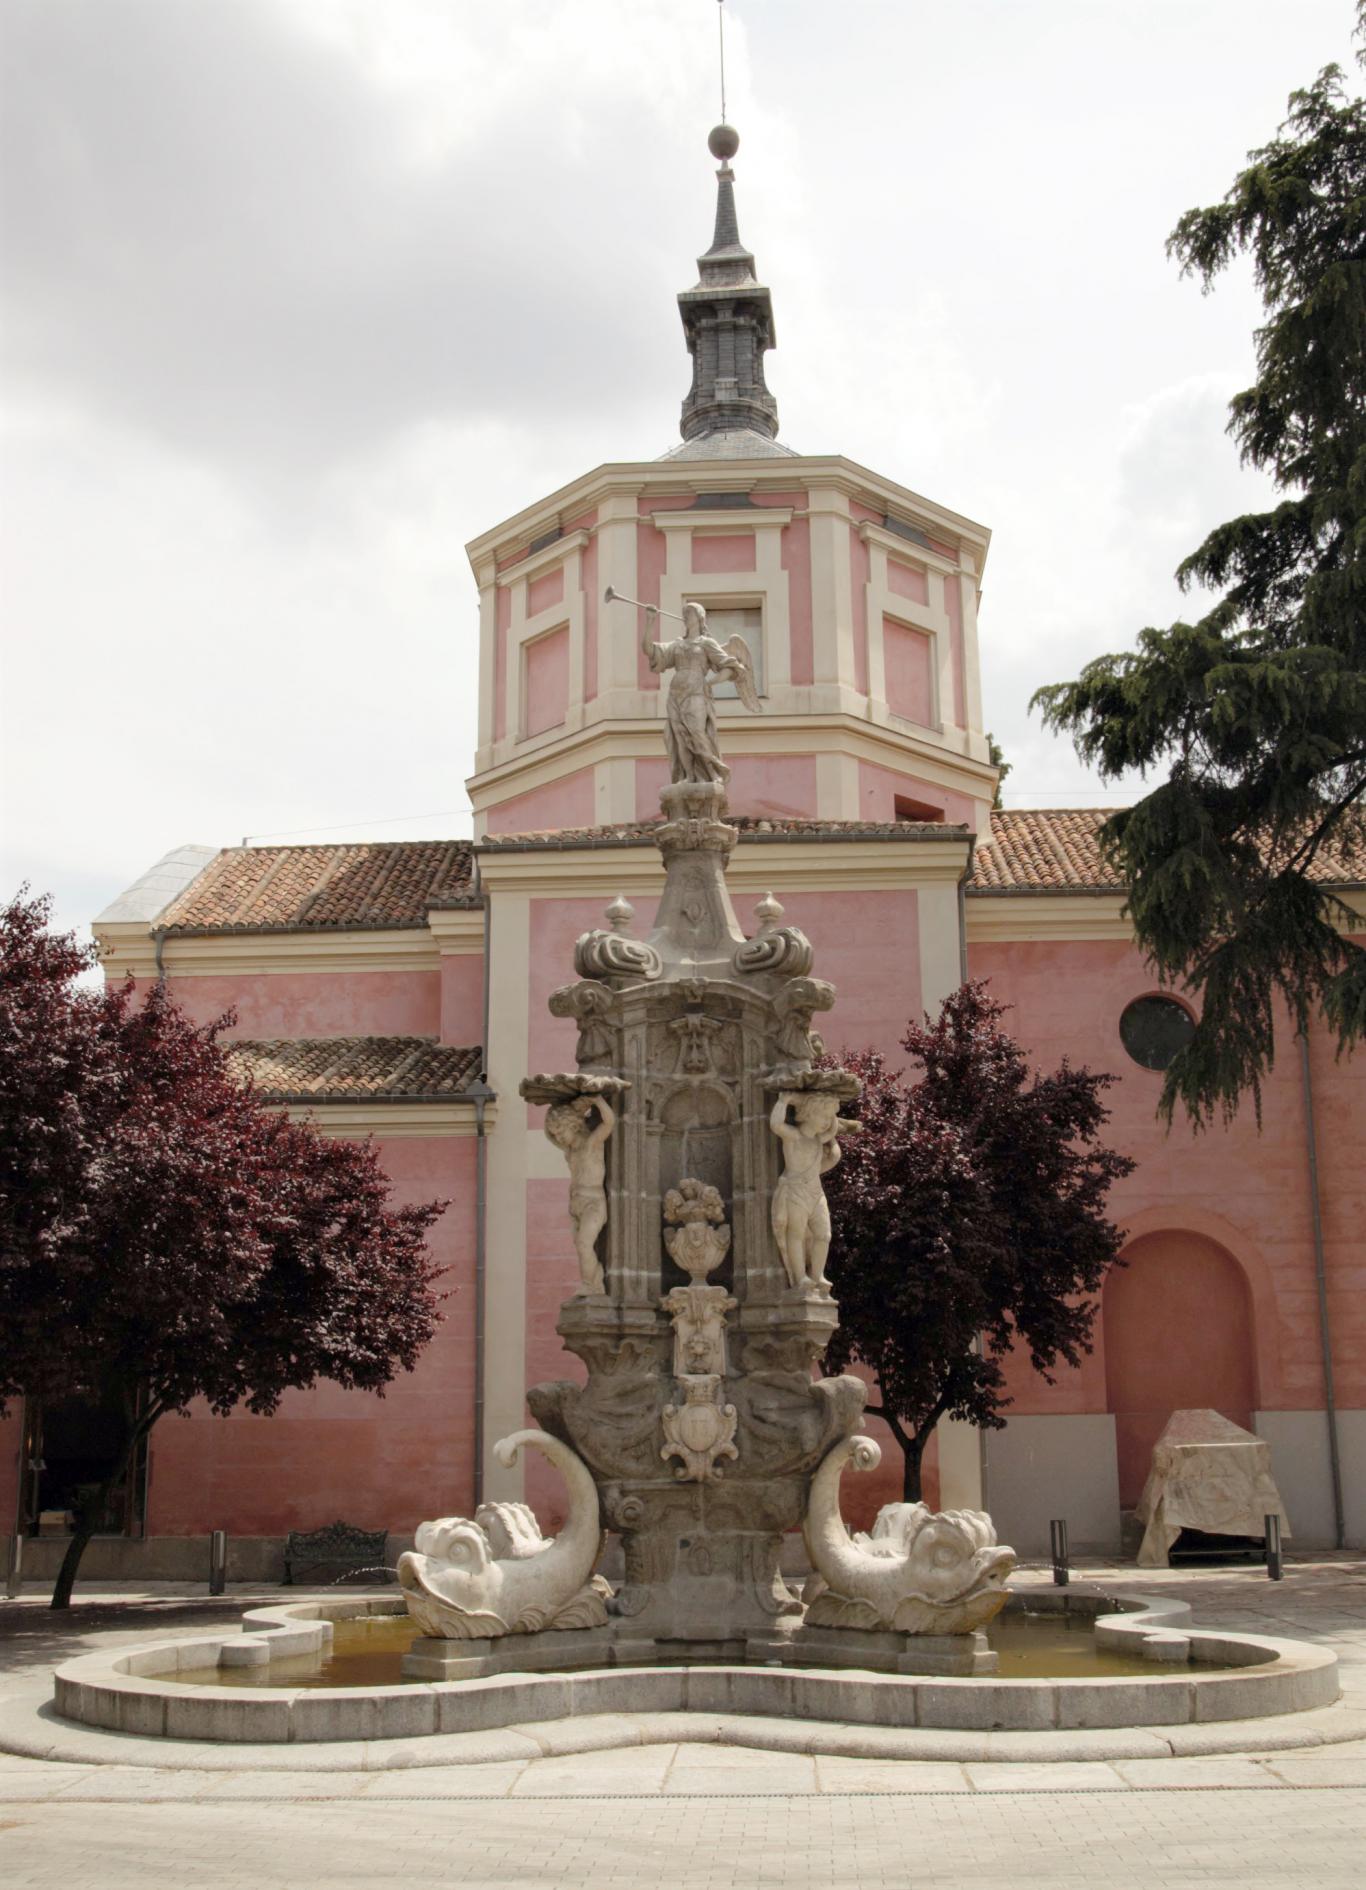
[1103,1229,1258,1508]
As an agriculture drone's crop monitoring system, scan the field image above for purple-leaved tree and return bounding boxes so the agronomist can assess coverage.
[822,982,1134,1503]
[0,892,448,1608]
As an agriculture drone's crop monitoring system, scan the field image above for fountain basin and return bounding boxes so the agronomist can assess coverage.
[51,1586,1337,1743]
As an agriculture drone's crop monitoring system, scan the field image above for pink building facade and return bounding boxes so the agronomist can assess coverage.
[5,135,1361,1580]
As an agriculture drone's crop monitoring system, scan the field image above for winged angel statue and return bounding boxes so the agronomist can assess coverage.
[641,599,762,786]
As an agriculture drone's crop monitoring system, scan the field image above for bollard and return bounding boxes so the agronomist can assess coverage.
[4,1532,21,1600]
[1265,1513,1283,1582]
[1050,1518,1069,1587]
[209,1529,228,1596]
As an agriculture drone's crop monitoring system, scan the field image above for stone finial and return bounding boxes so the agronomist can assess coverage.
[606,894,635,934]
[753,890,784,934]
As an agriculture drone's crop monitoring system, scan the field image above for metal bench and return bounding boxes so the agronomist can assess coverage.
[282,1520,391,1586]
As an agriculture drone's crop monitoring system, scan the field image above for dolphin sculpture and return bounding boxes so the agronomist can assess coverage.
[802,1435,1016,1635]
[398,1430,610,1640]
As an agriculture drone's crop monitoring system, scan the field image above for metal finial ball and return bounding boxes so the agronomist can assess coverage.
[708,123,740,161]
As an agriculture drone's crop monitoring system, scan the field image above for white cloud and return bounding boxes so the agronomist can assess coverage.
[1,0,1355,935]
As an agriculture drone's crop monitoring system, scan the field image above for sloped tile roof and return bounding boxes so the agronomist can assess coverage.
[971,810,1122,891]
[972,808,1365,893]
[227,1036,482,1101]
[159,841,475,933]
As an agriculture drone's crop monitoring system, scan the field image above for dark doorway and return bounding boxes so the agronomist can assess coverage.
[25,1388,147,1538]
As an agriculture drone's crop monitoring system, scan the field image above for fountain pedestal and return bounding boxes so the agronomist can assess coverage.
[398,629,1014,1671]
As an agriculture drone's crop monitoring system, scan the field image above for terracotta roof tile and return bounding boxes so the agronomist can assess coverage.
[227,1036,482,1101]
[160,841,475,933]
[151,809,1362,934]
[971,810,1122,891]
[972,808,1364,892]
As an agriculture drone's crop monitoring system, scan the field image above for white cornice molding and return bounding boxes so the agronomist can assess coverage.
[465,455,991,577]
[493,529,590,589]
[965,894,1133,943]
[95,924,446,980]
[651,508,792,533]
[282,1099,495,1139]
[858,520,961,576]
[477,833,972,898]
[468,712,999,810]
[425,908,485,950]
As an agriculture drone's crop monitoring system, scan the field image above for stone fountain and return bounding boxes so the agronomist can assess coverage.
[396,596,1016,1679]
[41,602,1342,1742]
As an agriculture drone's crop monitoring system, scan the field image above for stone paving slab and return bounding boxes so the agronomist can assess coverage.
[0,1788,1362,1888]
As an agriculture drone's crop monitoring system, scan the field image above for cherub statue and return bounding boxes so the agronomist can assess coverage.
[769,1090,859,1292]
[641,599,761,786]
[544,1094,616,1294]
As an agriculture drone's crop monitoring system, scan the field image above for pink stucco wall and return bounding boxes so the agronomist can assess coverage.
[527,564,564,619]
[882,617,935,727]
[782,516,814,687]
[692,533,755,574]
[635,755,818,823]
[943,572,967,727]
[857,759,977,828]
[849,526,870,696]
[887,559,929,605]
[582,532,599,703]
[145,970,441,1041]
[636,515,669,689]
[439,952,484,1047]
[142,1135,476,1538]
[524,624,570,738]
[971,938,1365,1440]
[494,583,512,742]
[485,767,596,836]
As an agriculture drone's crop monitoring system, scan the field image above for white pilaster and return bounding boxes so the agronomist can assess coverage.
[481,890,532,1501]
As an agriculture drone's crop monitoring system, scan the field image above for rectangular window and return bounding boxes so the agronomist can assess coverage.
[704,604,764,699]
[523,624,570,737]
[882,615,935,727]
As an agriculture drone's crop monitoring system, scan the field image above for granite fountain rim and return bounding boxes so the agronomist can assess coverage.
[46,1583,1340,1746]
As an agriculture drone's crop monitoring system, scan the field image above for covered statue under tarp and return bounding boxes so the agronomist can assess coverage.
[1135,1408,1291,1567]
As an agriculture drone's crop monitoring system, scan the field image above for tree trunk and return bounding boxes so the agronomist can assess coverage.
[901,1431,929,1504]
[48,1402,161,1610]
[49,1505,100,1611]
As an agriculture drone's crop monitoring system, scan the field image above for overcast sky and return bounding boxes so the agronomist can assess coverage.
[2,0,1359,941]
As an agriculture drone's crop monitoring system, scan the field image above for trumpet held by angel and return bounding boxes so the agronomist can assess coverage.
[604,587,761,786]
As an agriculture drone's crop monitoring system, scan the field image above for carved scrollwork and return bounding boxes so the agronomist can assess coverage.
[548,981,615,1063]
[734,927,814,977]
[573,930,664,983]
[766,976,838,1067]
[733,891,815,979]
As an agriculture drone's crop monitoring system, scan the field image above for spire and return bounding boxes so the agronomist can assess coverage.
[676,124,780,448]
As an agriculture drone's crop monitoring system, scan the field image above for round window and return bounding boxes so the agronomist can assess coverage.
[1119,995,1195,1072]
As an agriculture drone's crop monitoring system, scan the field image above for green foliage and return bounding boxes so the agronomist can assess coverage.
[1033,34,1366,1126]
[987,732,1011,810]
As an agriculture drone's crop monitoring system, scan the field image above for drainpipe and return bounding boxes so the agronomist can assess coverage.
[1298,1031,1346,1549]
[153,926,169,988]
[956,831,976,988]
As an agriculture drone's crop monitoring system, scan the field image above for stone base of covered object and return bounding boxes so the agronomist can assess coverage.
[1136,1408,1291,1568]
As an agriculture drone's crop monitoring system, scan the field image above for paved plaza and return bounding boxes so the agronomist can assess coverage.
[0,1558,1363,1888]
